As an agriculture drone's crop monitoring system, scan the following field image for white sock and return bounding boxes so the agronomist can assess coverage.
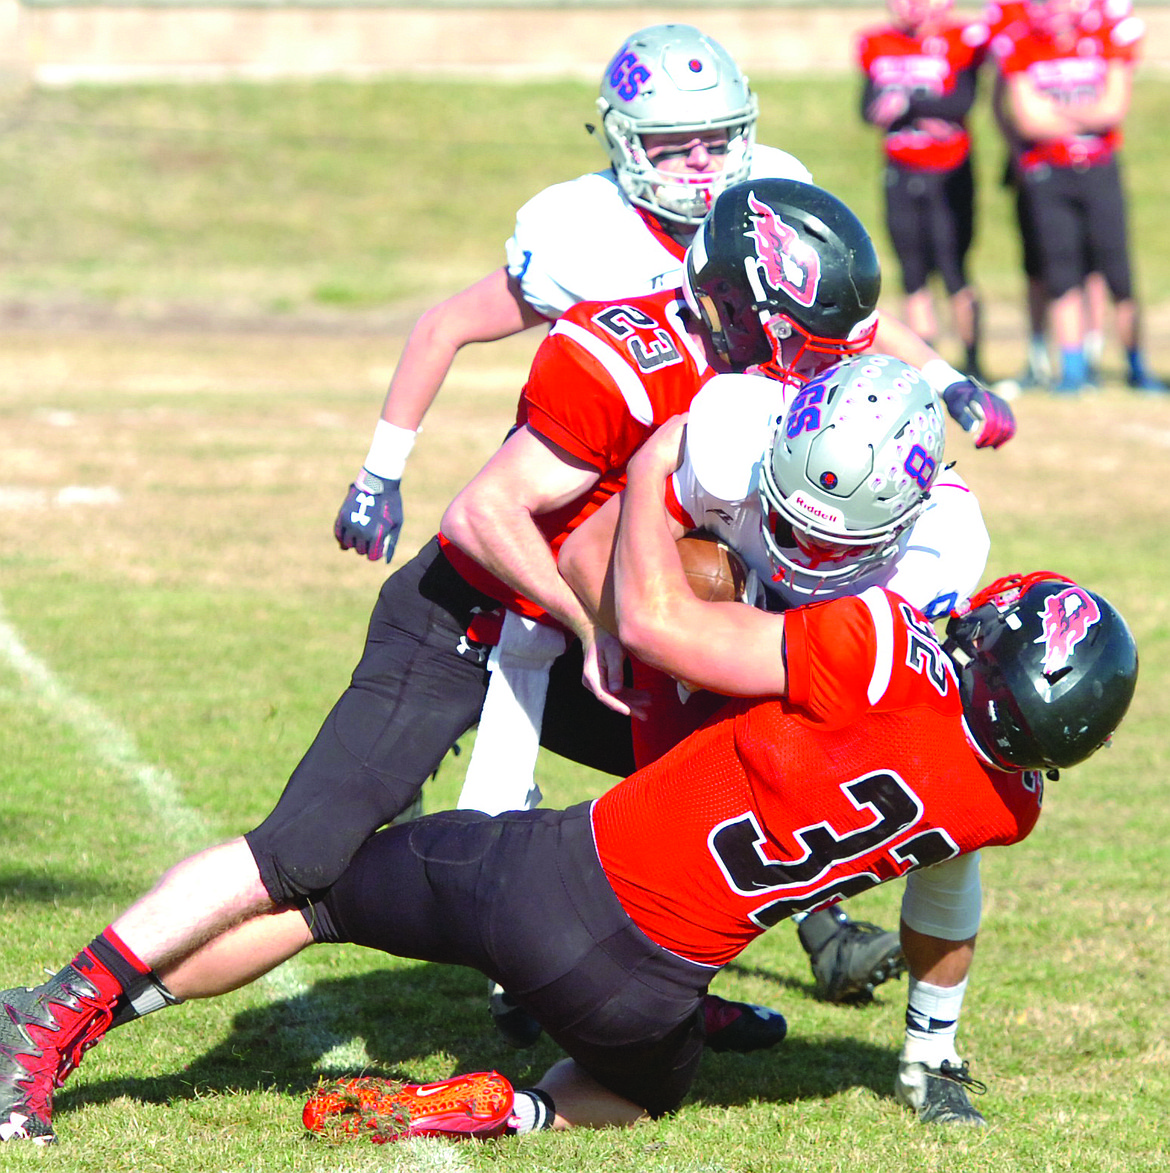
[509,1088,555,1133]
[901,975,968,1067]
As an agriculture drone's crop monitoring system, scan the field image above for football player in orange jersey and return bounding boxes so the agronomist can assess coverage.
[0,409,1134,1142]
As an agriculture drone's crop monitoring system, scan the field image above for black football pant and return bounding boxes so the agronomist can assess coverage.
[245,537,634,904]
[308,801,710,1117]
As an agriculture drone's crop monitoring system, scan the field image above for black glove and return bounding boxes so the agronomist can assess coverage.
[941,380,1017,449]
[334,469,404,563]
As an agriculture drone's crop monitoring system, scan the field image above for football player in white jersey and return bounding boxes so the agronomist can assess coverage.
[335,22,1014,567]
[560,355,989,750]
[334,24,808,564]
[670,363,988,621]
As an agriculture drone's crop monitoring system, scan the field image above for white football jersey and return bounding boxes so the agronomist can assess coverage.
[505,146,813,320]
[672,374,990,620]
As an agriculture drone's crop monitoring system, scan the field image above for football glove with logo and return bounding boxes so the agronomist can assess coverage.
[940,379,1017,449]
[335,469,404,563]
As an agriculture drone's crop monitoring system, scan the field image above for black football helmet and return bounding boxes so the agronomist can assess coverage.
[682,178,881,386]
[944,572,1139,772]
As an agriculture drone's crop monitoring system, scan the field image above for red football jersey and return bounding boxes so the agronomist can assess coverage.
[993,12,1143,170]
[591,587,1043,967]
[857,21,988,170]
[442,290,712,620]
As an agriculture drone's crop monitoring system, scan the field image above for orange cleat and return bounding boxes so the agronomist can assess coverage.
[303,1071,514,1143]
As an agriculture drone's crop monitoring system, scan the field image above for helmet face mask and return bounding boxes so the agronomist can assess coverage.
[596,24,758,226]
[683,178,882,382]
[945,573,1139,771]
[756,310,879,389]
[758,354,945,598]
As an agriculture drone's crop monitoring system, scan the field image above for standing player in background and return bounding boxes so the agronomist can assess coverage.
[858,0,990,380]
[992,0,1165,394]
[985,0,1127,390]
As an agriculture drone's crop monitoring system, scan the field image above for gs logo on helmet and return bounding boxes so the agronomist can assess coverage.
[1037,587,1101,675]
[608,47,652,102]
[746,191,822,309]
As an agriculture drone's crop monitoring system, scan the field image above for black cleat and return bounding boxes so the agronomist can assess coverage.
[702,995,787,1053]
[487,982,542,1050]
[895,1058,988,1125]
[797,906,905,1004]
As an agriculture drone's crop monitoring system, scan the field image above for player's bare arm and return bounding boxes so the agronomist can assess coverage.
[441,424,632,713]
[559,486,688,637]
[335,268,548,563]
[379,267,547,432]
[558,492,624,636]
[613,416,788,698]
[1064,59,1132,134]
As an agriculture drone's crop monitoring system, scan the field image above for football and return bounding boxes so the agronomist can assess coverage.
[677,530,749,603]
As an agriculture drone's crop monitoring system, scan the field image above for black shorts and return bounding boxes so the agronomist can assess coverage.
[883,159,975,296]
[1019,156,1133,301]
[307,801,712,1117]
[245,538,634,904]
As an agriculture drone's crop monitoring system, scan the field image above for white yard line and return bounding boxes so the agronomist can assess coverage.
[0,597,364,1063]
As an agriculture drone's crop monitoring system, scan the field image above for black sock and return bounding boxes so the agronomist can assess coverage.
[86,931,183,1029]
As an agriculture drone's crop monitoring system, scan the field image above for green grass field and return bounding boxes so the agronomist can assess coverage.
[0,72,1168,1170]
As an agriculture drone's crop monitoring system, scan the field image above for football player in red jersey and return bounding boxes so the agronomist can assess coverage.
[0,408,1135,1140]
[858,0,990,378]
[984,0,1131,390]
[992,0,1165,393]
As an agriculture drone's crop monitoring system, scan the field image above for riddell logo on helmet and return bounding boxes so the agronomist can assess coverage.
[746,191,821,308]
[1037,588,1101,674]
[790,490,844,527]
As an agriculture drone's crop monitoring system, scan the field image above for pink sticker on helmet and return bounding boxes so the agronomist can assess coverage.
[1037,588,1101,674]
[746,191,821,309]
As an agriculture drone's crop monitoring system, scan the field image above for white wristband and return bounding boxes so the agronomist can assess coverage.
[921,359,964,396]
[363,420,418,481]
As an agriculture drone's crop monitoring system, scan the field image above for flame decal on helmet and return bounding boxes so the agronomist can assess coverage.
[746,191,821,309]
[1036,587,1102,675]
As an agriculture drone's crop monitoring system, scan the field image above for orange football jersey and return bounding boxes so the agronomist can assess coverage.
[591,587,1043,966]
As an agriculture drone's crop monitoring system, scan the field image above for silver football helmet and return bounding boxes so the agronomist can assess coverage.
[759,355,946,597]
[595,24,758,226]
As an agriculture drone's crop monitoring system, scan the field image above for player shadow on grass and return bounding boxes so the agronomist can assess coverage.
[0,867,135,906]
[55,961,898,1122]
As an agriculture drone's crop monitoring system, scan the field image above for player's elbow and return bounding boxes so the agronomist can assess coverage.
[558,533,588,601]
[410,297,478,355]
[616,600,681,672]
[439,488,487,554]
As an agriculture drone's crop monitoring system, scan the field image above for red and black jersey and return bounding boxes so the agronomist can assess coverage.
[591,587,1043,967]
[992,10,1143,171]
[442,289,712,621]
[857,21,988,170]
